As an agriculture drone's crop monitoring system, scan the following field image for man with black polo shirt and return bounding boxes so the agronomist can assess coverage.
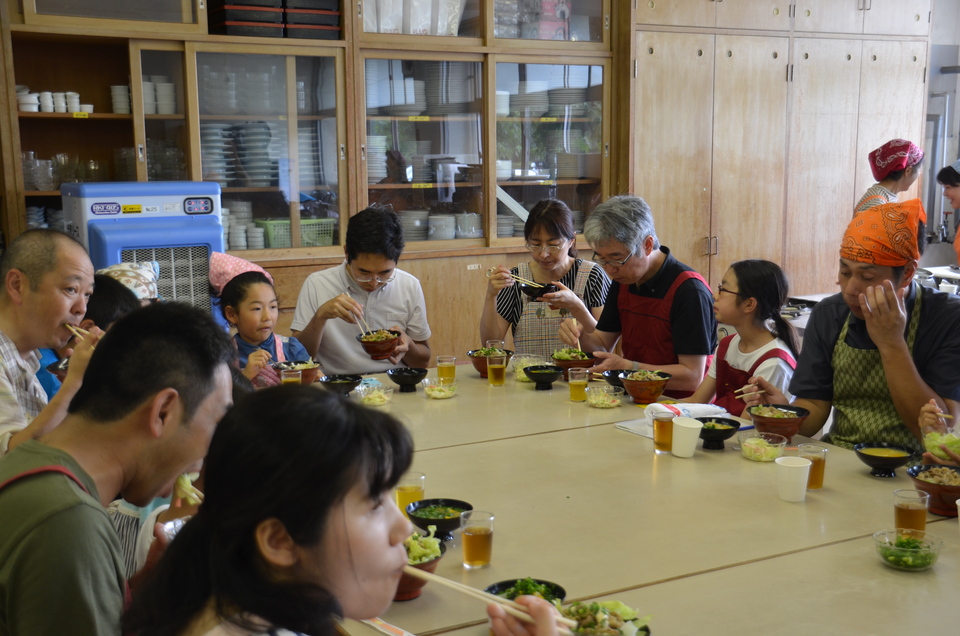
[559,195,717,398]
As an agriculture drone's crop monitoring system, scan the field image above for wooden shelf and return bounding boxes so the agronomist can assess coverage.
[497,116,599,123]
[145,114,186,121]
[368,181,481,190]
[18,112,132,120]
[498,178,600,186]
[366,114,480,122]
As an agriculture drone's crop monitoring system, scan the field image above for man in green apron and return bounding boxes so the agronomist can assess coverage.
[745,199,960,451]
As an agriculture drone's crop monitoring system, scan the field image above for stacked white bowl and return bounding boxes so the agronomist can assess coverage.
[509,81,549,117]
[221,208,231,248]
[246,225,265,250]
[65,91,81,113]
[229,223,248,251]
[53,92,66,113]
[38,92,53,113]
[366,135,388,184]
[142,81,157,114]
[428,214,456,240]
[111,85,131,114]
[17,92,39,113]
[156,82,176,115]
[26,206,46,228]
[497,215,515,237]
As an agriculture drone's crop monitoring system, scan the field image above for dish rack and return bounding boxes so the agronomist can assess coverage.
[254,218,336,248]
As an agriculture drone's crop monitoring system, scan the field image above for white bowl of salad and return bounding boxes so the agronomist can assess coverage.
[738,430,787,462]
[355,385,393,407]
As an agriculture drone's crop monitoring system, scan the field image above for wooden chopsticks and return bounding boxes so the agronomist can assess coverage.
[736,390,765,400]
[937,413,955,420]
[401,567,576,633]
[510,273,543,287]
[64,324,89,339]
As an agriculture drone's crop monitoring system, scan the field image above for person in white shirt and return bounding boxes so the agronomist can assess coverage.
[0,229,99,455]
[291,207,432,374]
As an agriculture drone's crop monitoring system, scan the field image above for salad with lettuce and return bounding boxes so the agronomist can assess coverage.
[557,601,651,636]
[922,431,960,460]
[553,348,589,361]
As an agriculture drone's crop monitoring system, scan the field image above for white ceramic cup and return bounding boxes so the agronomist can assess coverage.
[157,103,176,115]
[65,91,79,99]
[79,104,93,113]
[775,457,812,503]
[671,417,704,458]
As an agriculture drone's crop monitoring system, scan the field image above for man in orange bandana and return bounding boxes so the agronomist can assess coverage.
[744,199,960,451]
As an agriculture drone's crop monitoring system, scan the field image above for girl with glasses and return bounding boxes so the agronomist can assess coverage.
[681,259,799,416]
[480,199,610,358]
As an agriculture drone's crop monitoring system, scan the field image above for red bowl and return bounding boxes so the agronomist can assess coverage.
[394,543,447,601]
[618,371,672,404]
[747,404,810,443]
[466,349,514,378]
[550,354,595,381]
[908,465,960,517]
[356,330,401,360]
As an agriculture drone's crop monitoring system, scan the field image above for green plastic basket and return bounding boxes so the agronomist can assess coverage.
[254,218,336,248]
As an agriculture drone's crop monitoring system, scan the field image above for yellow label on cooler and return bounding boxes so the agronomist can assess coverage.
[122,205,142,214]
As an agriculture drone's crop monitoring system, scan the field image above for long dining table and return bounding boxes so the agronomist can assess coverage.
[339,367,960,636]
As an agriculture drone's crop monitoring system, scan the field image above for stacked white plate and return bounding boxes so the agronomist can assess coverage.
[381,79,426,116]
[142,82,157,114]
[26,206,46,229]
[547,87,587,116]
[229,224,248,251]
[365,59,386,114]
[509,81,548,117]
[428,214,457,240]
[247,225,265,250]
[556,153,582,178]
[235,122,277,187]
[410,155,434,183]
[200,123,236,187]
[240,72,274,115]
[495,90,511,116]
[400,209,429,241]
[366,135,388,183]
[298,125,322,186]
[514,217,526,237]
[422,61,474,115]
[497,215,515,237]
[156,82,176,115]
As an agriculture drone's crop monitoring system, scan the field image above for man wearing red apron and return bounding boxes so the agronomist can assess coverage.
[561,195,717,398]
[745,199,960,450]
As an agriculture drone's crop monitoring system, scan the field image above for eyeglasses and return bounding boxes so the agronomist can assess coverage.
[717,284,743,297]
[353,273,397,285]
[525,243,565,255]
[592,252,634,268]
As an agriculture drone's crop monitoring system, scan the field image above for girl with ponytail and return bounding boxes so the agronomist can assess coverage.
[682,259,799,417]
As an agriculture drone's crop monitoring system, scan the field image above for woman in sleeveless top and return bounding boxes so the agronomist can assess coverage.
[480,199,610,359]
[854,139,923,215]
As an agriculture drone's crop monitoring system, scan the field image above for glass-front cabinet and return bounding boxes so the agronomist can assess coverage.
[494,0,604,42]
[363,56,484,244]
[132,44,189,183]
[22,0,206,34]
[362,0,481,37]
[495,61,604,237]
[191,46,344,252]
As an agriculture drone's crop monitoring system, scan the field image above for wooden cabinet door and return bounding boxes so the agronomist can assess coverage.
[863,0,931,36]
[711,35,788,283]
[794,1,864,34]
[854,40,927,206]
[633,31,714,278]
[634,0,715,27]
[715,0,791,31]
[784,39,862,295]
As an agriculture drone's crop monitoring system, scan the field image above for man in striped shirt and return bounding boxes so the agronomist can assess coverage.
[0,229,97,455]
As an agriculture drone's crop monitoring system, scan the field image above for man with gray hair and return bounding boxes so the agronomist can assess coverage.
[560,195,716,398]
[0,229,99,455]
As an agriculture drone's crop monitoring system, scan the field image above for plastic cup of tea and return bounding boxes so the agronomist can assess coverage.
[280,369,301,385]
[798,443,827,490]
[485,340,505,351]
[437,355,456,385]
[568,368,588,402]
[893,489,929,532]
[775,457,812,502]
[461,510,494,569]
[487,353,507,387]
[671,417,703,458]
[396,472,425,517]
[652,412,675,455]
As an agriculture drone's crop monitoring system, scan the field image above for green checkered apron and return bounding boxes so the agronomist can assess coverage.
[826,291,922,452]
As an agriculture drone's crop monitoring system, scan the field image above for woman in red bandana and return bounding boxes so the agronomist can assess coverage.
[854,139,924,214]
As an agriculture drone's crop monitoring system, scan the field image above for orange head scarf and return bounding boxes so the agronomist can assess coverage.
[839,199,926,267]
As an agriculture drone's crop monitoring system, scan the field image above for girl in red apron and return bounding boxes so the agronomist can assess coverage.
[682,260,800,416]
[210,253,312,388]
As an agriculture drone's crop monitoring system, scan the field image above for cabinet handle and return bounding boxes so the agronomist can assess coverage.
[361,145,367,161]
[712,236,719,256]
[604,143,609,158]
[197,0,205,9]
[137,144,145,163]
[702,237,711,256]
[358,1,362,17]
[339,144,346,161]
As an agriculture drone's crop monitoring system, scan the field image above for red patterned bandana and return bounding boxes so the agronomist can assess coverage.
[840,199,926,267]
[868,139,924,181]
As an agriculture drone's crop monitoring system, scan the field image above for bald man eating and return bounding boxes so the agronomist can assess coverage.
[745,199,960,451]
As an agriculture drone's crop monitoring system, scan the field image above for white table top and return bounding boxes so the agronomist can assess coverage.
[340,372,960,636]
[922,265,960,281]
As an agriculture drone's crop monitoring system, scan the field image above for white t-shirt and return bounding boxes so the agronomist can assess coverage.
[290,262,432,375]
[708,334,795,400]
